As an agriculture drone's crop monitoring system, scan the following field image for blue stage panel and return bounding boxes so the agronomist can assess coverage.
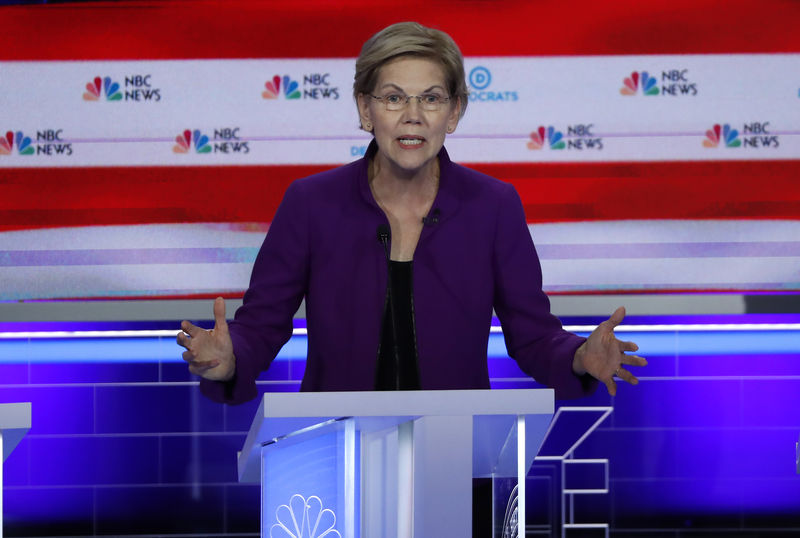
[159,360,199,382]
[225,484,261,534]
[160,433,247,484]
[611,478,744,527]
[94,485,226,535]
[0,363,28,385]
[3,437,29,486]
[741,378,800,428]
[575,428,682,480]
[631,354,677,378]
[224,393,270,432]
[678,353,800,377]
[0,385,94,435]
[30,361,159,384]
[3,486,94,537]
[675,427,799,480]
[94,384,225,434]
[27,436,159,486]
[612,378,743,429]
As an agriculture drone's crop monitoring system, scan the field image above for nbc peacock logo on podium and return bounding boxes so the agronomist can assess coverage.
[270,494,340,538]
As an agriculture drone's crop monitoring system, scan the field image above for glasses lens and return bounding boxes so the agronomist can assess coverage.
[378,94,448,111]
[421,95,441,111]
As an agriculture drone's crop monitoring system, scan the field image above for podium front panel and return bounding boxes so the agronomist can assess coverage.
[261,420,358,538]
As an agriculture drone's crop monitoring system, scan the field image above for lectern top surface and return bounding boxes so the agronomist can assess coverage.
[0,402,31,429]
[260,389,554,419]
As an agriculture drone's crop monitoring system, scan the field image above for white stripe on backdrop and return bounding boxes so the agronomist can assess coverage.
[1,220,798,300]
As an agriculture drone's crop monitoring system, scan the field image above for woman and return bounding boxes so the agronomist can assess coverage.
[177,22,645,404]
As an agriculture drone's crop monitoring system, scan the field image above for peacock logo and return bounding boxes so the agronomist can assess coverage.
[0,131,34,155]
[263,75,302,100]
[83,76,123,101]
[620,71,659,96]
[527,126,566,150]
[703,123,741,148]
[173,129,212,154]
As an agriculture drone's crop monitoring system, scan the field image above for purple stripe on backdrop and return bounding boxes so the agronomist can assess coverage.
[537,241,800,259]
[0,247,259,267]
[3,241,799,267]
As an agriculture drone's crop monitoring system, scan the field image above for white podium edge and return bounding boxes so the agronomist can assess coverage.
[1,402,32,538]
[237,389,554,483]
[0,403,31,463]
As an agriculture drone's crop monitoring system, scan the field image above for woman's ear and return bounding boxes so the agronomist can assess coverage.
[357,93,373,132]
[446,97,461,134]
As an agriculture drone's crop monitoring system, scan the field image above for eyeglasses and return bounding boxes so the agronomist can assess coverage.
[370,92,451,112]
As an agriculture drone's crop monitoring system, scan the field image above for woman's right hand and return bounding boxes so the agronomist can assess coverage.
[177,297,236,382]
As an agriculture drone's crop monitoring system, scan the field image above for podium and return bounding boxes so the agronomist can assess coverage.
[1,403,32,538]
[238,389,554,537]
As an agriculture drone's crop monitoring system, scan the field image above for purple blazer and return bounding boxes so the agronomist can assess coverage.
[201,142,597,404]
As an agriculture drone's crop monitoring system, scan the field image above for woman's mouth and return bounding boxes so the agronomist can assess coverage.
[398,136,425,147]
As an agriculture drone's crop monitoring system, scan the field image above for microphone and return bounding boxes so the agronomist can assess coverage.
[377,224,391,256]
[422,208,440,226]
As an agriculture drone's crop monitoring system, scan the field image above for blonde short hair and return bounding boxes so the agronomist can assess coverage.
[353,22,468,119]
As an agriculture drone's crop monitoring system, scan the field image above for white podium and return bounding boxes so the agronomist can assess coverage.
[238,389,554,537]
[1,403,31,538]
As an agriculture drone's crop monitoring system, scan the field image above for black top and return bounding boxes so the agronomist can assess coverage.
[374,260,421,390]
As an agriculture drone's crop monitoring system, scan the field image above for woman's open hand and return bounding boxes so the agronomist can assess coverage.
[177,297,236,382]
[572,306,647,396]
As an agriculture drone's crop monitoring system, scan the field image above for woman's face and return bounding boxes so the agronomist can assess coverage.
[358,56,460,179]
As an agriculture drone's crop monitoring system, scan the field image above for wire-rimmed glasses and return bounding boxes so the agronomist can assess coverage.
[369,92,451,112]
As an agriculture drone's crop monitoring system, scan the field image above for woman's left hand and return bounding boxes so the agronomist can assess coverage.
[572,306,647,396]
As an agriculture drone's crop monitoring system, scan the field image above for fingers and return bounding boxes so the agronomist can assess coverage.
[604,377,617,397]
[213,297,228,333]
[188,360,221,376]
[180,319,202,337]
[622,354,648,367]
[614,367,639,386]
[618,339,639,353]
[182,348,219,373]
[602,306,626,330]
[176,331,190,350]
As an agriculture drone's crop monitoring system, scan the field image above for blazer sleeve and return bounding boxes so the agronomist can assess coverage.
[492,182,597,400]
[200,180,310,404]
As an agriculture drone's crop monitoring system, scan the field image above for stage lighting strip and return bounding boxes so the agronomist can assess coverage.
[1,323,798,364]
[2,324,800,339]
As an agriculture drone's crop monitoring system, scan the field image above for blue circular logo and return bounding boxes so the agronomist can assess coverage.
[469,66,492,90]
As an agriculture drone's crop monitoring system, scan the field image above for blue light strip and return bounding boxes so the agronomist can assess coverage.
[1,324,798,364]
